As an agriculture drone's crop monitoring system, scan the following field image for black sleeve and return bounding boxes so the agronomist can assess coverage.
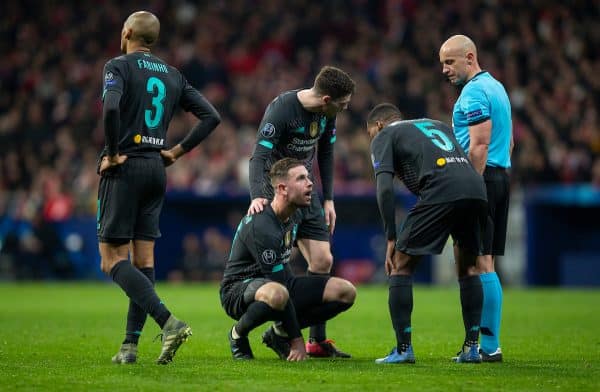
[317,117,336,200]
[178,77,221,152]
[376,172,396,240]
[249,100,286,199]
[103,90,121,156]
[371,131,397,240]
[101,60,126,156]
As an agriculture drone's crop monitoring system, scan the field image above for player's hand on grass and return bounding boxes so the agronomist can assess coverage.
[287,337,307,361]
[99,154,127,174]
[385,239,396,275]
[247,198,269,215]
[323,200,336,235]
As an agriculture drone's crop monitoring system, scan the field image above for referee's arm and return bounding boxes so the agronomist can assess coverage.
[468,119,491,175]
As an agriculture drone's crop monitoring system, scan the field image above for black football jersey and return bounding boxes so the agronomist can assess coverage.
[370,119,486,204]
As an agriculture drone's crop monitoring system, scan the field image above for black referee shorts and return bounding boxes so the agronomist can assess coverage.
[396,199,488,256]
[97,156,166,244]
[482,166,510,255]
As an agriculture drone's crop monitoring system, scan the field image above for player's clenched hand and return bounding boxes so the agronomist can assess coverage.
[385,239,396,276]
[99,154,127,174]
[287,337,307,361]
[323,200,336,235]
[160,145,185,167]
[247,198,269,215]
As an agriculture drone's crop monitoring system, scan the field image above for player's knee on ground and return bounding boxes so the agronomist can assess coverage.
[324,277,356,304]
[255,282,289,310]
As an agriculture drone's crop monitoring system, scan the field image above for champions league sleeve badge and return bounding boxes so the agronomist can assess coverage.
[260,123,276,138]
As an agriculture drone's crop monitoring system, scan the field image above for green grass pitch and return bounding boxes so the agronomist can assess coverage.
[1,283,598,391]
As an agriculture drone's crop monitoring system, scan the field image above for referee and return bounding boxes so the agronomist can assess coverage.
[440,34,513,362]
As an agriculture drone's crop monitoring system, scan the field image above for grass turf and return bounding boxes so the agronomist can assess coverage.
[1,283,598,391]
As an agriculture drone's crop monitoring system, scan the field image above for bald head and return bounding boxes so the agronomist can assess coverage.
[439,35,481,85]
[123,11,160,49]
[440,35,477,58]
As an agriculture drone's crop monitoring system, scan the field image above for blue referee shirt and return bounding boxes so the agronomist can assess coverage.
[452,71,512,169]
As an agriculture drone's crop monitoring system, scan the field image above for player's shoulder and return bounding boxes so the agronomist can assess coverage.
[104,54,128,68]
[249,207,279,229]
[269,90,299,108]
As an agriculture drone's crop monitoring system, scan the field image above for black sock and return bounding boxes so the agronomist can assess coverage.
[459,275,483,344]
[389,275,413,348]
[276,300,302,339]
[123,267,155,344]
[297,301,352,330]
[110,260,171,329]
[307,270,329,342]
[234,301,276,337]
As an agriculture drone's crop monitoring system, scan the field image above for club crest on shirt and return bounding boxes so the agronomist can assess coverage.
[284,230,292,247]
[309,122,319,137]
[261,249,277,264]
[260,123,276,138]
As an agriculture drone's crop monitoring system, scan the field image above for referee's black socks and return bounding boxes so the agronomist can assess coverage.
[110,260,171,329]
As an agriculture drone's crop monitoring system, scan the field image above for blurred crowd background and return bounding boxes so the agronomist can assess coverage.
[1,0,599,281]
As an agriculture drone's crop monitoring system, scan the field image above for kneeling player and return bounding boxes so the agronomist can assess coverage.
[220,158,356,360]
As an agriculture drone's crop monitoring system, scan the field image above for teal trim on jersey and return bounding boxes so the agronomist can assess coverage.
[127,330,142,336]
[403,327,412,333]
[330,135,337,144]
[259,140,274,149]
[243,278,253,283]
[293,127,305,134]
[271,264,284,273]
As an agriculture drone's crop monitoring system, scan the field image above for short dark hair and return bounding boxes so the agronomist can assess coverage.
[269,158,305,189]
[314,66,355,100]
[367,103,402,125]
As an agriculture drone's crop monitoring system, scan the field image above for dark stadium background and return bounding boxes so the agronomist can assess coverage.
[1,0,598,285]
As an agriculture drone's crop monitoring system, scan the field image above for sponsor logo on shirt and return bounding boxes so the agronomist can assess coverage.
[466,109,483,119]
[261,249,277,264]
[133,134,164,146]
[260,123,276,138]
